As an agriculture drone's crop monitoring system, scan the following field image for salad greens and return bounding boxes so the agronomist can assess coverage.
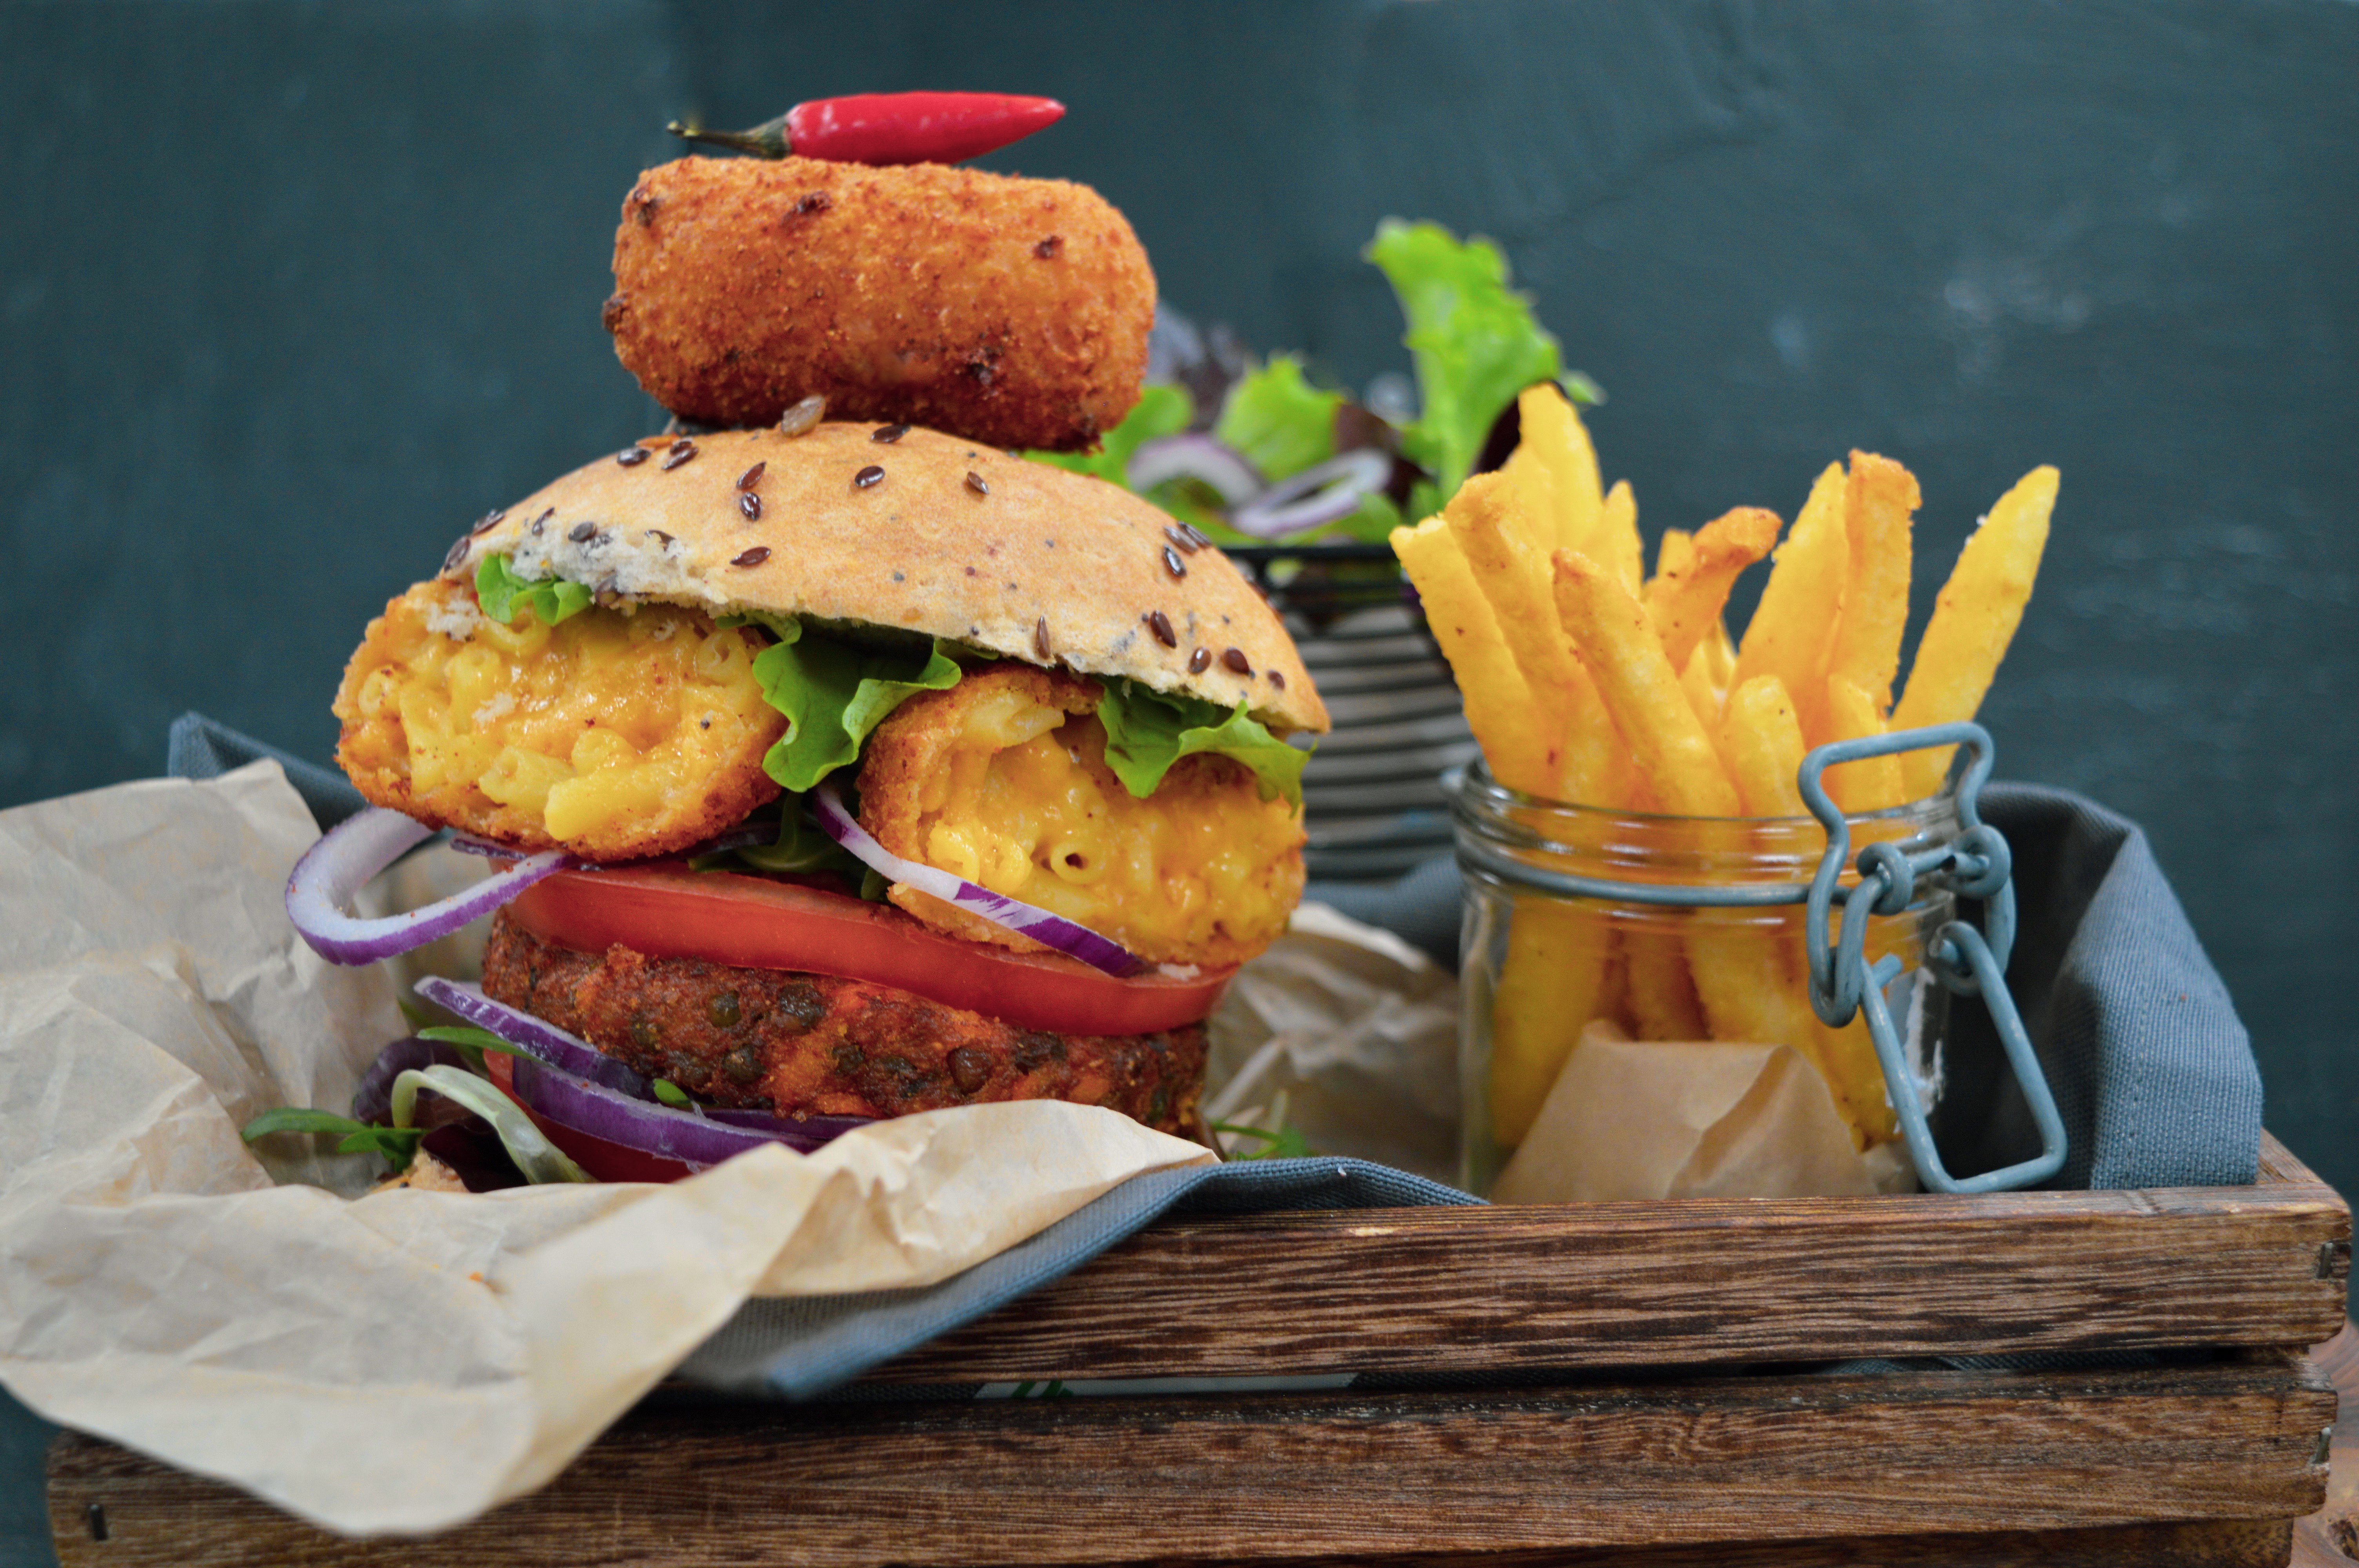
[240,1107,424,1169]
[1025,382,1192,487]
[1031,218,1596,542]
[743,617,964,793]
[1214,354,1340,480]
[1365,218,1572,521]
[476,553,591,627]
[1096,681,1308,808]
[389,1065,592,1184]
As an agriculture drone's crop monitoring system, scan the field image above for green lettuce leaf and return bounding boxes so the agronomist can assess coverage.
[390,1065,591,1184]
[1026,382,1193,485]
[1096,681,1308,808]
[475,553,592,626]
[1364,219,1565,519]
[750,622,963,792]
[1214,355,1341,481]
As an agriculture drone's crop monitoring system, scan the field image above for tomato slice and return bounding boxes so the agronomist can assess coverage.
[503,863,1234,1037]
[486,1052,695,1184]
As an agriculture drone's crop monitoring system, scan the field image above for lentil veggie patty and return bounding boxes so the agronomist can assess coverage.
[480,912,1206,1137]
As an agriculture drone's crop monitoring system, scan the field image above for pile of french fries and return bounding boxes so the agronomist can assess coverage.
[1394,384,2056,1152]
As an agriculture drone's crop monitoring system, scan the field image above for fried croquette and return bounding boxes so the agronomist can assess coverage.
[333,578,785,862]
[857,664,1307,969]
[604,156,1154,452]
[482,915,1206,1136]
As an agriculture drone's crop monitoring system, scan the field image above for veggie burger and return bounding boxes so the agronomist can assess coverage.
[284,103,1329,1180]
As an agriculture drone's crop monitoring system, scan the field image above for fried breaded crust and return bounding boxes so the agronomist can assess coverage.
[858,665,1307,968]
[605,157,1154,451]
[334,579,785,861]
[482,915,1205,1136]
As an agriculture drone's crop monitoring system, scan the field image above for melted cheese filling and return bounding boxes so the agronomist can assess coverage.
[336,580,781,857]
[906,681,1303,965]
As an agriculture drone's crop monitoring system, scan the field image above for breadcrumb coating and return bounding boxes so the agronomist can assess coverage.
[857,665,1306,969]
[605,156,1154,452]
[333,578,784,862]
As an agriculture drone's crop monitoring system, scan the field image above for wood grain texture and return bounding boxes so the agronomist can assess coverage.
[871,1134,2349,1387]
[48,1355,2335,1567]
[2292,1319,2357,1568]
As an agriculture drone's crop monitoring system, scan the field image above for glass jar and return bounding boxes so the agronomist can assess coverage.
[1452,763,1960,1198]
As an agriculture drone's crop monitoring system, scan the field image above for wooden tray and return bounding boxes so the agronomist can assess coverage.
[46,1135,2352,1567]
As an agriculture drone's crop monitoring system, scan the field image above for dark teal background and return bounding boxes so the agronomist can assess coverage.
[2,3,2353,1559]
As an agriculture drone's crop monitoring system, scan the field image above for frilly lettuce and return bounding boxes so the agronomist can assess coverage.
[1214,354,1340,480]
[475,553,591,626]
[743,619,963,793]
[1364,218,1570,519]
[1096,681,1307,809]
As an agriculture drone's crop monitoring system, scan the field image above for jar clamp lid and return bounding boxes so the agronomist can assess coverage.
[1453,721,2068,1196]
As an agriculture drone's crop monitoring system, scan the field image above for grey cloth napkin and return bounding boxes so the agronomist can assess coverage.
[167,713,2265,1399]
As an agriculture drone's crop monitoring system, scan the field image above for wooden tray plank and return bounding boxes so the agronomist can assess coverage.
[47,1355,2335,1567]
[871,1136,2348,1387]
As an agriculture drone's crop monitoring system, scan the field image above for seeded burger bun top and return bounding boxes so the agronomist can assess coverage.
[447,423,1329,734]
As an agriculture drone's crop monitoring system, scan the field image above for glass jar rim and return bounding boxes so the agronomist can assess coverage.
[1451,757,1959,833]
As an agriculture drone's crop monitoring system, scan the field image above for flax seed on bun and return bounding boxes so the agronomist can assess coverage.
[447,422,1329,735]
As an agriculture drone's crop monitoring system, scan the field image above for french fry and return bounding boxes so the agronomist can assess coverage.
[1891,465,2059,799]
[1704,617,1738,692]
[1448,474,1622,803]
[1622,923,1707,1041]
[1828,451,1919,712]
[1821,673,1908,813]
[1490,904,1619,1147]
[1716,675,1808,817]
[1678,644,1722,732]
[1595,479,1644,595]
[1649,526,1695,590]
[1513,381,1603,555]
[1646,506,1781,675]
[1550,548,1740,817]
[1390,516,1553,796]
[1498,441,1563,562]
[1732,461,1848,746]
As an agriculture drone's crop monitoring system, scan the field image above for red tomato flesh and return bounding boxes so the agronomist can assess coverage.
[503,863,1234,1038]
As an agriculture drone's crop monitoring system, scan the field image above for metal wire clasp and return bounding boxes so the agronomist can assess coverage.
[1797,723,2066,1195]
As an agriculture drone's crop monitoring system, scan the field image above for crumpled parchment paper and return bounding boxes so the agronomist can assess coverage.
[0,762,1212,1535]
[1491,1019,1912,1201]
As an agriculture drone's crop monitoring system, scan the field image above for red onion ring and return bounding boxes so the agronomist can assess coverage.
[809,786,1141,977]
[507,1055,864,1168]
[1228,448,1393,539]
[1126,433,1263,503]
[351,1035,474,1125]
[285,807,577,966]
[413,977,651,1096]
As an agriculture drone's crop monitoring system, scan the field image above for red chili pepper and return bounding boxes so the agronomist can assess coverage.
[666,92,1065,167]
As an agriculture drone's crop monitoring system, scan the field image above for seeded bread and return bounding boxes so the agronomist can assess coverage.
[443,423,1329,734]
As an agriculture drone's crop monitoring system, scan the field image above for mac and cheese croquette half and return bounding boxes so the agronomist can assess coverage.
[333,579,785,862]
[856,665,1307,969]
[604,156,1154,452]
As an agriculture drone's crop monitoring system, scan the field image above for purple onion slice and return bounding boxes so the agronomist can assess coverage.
[809,786,1140,977]
[413,977,650,1097]
[1125,433,1263,505]
[705,1107,875,1140]
[1228,448,1392,539]
[286,807,574,965]
[351,1035,474,1126]
[507,1056,858,1167]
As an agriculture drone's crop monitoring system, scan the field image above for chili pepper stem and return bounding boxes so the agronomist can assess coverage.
[665,115,790,159]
